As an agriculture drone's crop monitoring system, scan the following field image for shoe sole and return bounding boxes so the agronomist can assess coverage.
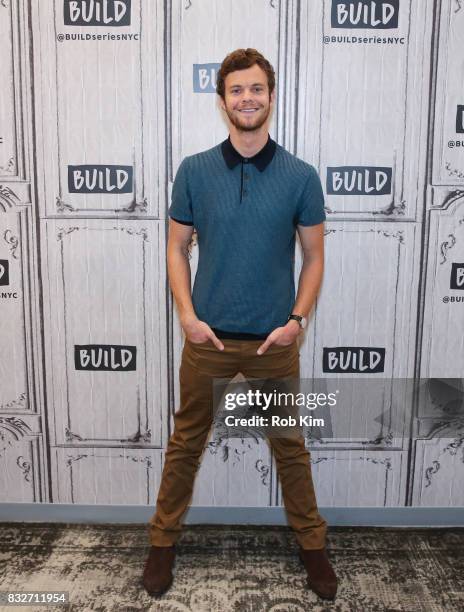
[298,550,337,601]
[145,580,173,597]
[143,577,173,597]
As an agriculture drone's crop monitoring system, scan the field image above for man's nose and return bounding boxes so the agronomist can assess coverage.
[240,90,253,102]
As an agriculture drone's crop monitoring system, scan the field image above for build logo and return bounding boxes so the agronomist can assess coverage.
[450,263,464,290]
[327,166,392,196]
[68,165,133,194]
[0,260,9,286]
[64,0,131,26]
[193,64,220,93]
[323,347,385,373]
[75,344,137,371]
[331,1,399,29]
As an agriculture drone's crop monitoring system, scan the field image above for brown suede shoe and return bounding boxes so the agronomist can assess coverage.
[298,546,338,600]
[142,545,176,596]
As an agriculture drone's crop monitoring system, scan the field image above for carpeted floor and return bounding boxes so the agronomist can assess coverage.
[0,523,463,611]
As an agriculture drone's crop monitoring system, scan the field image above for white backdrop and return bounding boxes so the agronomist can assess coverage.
[0,0,463,511]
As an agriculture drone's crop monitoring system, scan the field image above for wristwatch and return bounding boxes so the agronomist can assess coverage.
[287,314,307,329]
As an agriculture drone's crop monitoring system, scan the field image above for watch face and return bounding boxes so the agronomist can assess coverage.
[300,317,307,329]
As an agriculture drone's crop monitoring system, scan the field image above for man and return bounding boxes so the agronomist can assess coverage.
[143,48,337,601]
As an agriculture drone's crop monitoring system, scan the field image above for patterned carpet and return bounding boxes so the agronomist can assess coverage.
[0,523,463,611]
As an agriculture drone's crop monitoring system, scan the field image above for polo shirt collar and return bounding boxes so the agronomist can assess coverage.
[221,134,276,172]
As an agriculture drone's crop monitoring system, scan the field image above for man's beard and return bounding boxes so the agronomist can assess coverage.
[223,103,271,132]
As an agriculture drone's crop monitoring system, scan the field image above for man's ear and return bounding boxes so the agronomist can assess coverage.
[218,95,226,111]
[270,89,276,106]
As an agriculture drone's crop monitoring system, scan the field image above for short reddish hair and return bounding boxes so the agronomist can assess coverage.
[216,48,275,99]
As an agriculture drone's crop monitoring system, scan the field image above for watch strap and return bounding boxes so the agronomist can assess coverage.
[287,314,303,327]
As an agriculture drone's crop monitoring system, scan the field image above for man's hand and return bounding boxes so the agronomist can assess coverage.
[180,313,224,351]
[257,319,301,355]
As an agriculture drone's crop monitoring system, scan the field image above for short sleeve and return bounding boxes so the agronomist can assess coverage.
[295,166,326,226]
[168,157,194,226]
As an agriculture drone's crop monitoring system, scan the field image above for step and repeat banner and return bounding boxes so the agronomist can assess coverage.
[0,0,463,511]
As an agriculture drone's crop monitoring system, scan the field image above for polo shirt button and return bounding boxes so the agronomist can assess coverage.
[243,189,248,195]
[244,174,249,180]
[243,159,249,164]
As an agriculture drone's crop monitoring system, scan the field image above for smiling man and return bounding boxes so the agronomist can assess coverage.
[143,48,337,601]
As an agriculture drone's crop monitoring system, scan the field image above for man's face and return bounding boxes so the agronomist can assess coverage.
[220,64,275,132]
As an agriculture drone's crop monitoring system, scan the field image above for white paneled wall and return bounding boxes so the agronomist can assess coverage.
[0,0,463,511]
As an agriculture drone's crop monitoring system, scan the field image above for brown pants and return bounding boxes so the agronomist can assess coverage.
[149,338,327,549]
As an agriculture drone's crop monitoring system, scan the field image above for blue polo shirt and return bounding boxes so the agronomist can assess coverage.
[168,135,326,339]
